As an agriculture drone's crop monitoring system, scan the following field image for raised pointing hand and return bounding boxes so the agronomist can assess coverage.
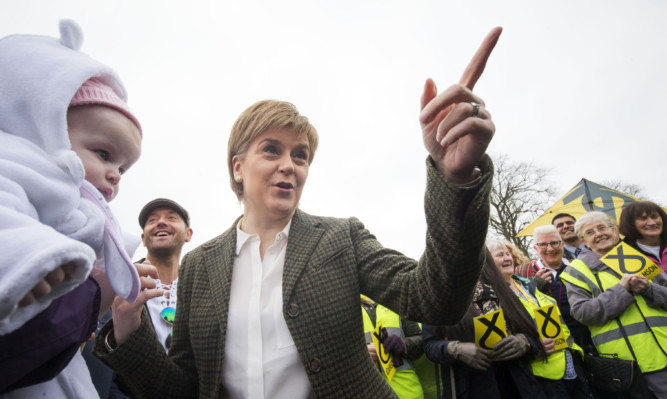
[419,27,502,183]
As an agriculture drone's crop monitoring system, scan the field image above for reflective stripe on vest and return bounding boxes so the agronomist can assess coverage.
[561,260,667,372]
[559,265,601,297]
[515,283,583,380]
[593,317,667,346]
[361,304,415,372]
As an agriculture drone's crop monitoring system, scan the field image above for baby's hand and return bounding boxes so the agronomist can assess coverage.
[18,262,75,306]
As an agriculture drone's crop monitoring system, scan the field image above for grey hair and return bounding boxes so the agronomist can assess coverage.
[533,225,559,240]
[574,211,616,238]
[486,238,506,253]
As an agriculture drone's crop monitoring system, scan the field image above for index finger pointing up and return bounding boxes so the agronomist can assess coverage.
[460,27,503,90]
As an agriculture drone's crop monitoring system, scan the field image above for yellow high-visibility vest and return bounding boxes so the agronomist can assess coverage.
[514,279,583,380]
[362,301,424,399]
[413,322,439,399]
[561,260,667,372]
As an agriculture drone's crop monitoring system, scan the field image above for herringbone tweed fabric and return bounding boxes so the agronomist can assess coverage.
[95,155,493,398]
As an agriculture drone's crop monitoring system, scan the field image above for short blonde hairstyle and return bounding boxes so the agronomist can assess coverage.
[227,100,319,200]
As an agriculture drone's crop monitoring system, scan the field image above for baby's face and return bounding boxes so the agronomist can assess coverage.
[68,105,142,202]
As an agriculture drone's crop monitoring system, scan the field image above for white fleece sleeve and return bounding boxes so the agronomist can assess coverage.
[0,132,101,335]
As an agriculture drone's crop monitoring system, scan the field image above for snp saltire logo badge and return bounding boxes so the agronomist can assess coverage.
[601,242,661,280]
[474,309,506,351]
[372,324,396,381]
[534,304,568,351]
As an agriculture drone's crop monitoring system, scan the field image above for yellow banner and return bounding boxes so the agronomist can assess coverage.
[601,242,662,280]
[474,309,507,351]
[372,324,396,381]
[516,178,639,237]
[533,304,568,351]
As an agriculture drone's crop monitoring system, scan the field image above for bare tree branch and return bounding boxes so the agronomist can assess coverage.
[489,153,555,257]
[601,179,648,200]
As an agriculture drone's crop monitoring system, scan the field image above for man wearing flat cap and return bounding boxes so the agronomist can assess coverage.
[136,198,192,352]
[84,199,192,398]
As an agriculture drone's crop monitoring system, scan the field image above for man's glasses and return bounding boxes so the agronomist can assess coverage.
[536,241,562,249]
[584,225,611,237]
[161,307,175,349]
[161,306,175,324]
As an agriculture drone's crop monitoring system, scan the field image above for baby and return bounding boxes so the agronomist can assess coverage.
[0,20,145,395]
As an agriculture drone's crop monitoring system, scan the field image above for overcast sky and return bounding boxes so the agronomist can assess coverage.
[2,0,666,260]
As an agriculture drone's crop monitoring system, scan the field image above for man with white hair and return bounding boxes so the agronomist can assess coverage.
[515,225,594,351]
[515,225,565,291]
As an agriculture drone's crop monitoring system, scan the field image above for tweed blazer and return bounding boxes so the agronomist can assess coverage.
[95,156,493,398]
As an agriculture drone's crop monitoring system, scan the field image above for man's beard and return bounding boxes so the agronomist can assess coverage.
[146,241,179,258]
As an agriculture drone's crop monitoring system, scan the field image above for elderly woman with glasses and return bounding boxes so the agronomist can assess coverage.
[422,242,548,399]
[560,211,667,397]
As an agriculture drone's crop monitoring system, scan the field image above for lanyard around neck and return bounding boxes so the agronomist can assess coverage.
[512,280,538,307]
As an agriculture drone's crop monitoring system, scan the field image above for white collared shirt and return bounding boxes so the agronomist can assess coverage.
[563,242,585,259]
[222,219,314,399]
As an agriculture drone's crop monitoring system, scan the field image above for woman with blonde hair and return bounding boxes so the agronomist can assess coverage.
[487,239,592,398]
[94,29,502,398]
[504,240,531,266]
[422,243,547,398]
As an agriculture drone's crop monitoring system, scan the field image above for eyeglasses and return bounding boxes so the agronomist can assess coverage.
[161,306,175,324]
[584,225,612,237]
[536,241,562,249]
